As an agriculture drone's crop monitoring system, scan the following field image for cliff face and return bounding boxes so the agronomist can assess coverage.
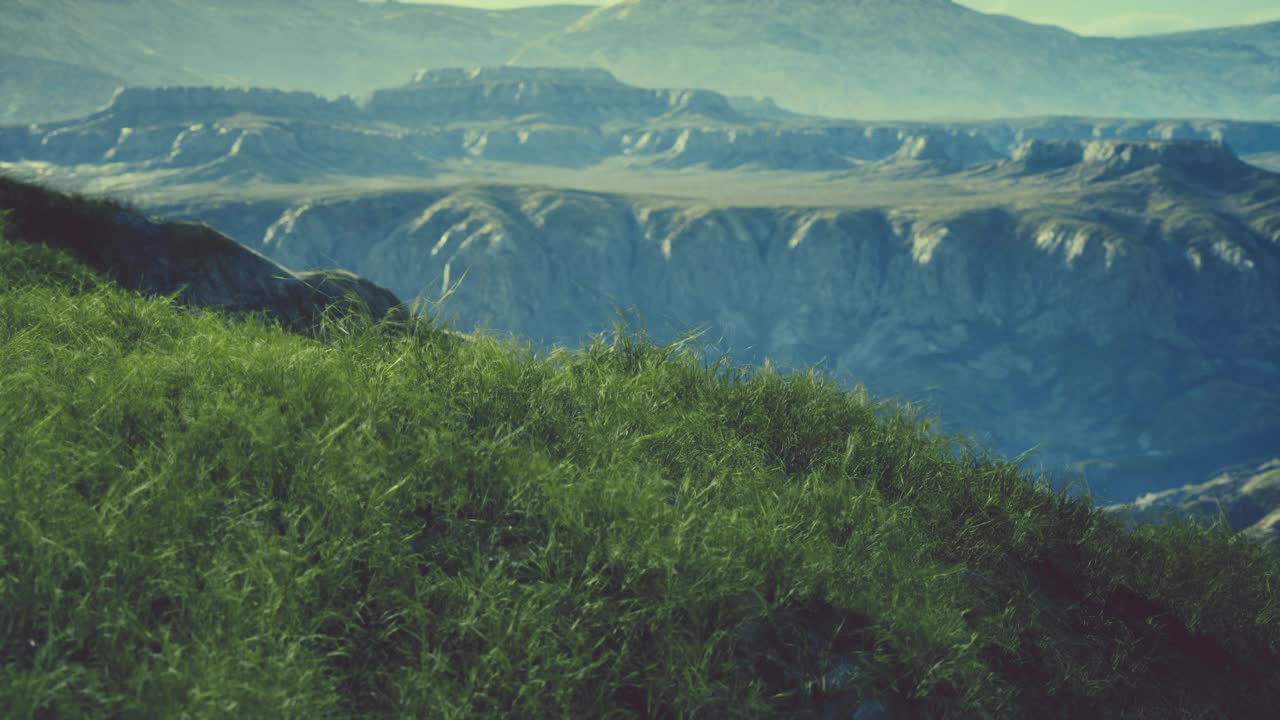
[163,147,1280,501]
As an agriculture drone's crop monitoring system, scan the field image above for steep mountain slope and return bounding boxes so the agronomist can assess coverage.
[0,0,593,116]
[145,141,1280,503]
[510,0,1280,119]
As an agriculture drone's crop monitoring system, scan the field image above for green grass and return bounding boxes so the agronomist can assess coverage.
[2,232,1279,719]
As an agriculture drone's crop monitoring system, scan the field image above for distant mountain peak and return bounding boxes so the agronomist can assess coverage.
[517,0,1280,120]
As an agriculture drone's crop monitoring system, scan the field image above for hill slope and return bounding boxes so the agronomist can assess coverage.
[2,181,1279,718]
[0,176,403,330]
[510,0,1280,119]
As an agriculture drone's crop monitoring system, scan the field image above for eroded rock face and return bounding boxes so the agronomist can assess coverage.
[175,168,1280,501]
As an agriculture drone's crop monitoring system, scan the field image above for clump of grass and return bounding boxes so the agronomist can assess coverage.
[1,234,1278,719]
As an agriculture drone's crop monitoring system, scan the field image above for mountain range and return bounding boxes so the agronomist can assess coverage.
[514,0,1280,120]
[3,0,1279,123]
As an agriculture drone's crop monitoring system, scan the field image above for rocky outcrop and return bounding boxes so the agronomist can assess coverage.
[166,168,1280,502]
[1105,460,1280,544]
[367,67,740,126]
[1005,139,1086,174]
[0,176,404,331]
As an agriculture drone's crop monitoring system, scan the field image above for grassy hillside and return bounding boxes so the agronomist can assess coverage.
[0,176,404,334]
[2,222,1279,718]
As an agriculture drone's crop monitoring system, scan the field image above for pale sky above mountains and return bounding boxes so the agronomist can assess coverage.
[406,0,1280,37]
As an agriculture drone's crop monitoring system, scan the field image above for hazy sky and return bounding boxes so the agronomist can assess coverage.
[408,0,1280,37]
